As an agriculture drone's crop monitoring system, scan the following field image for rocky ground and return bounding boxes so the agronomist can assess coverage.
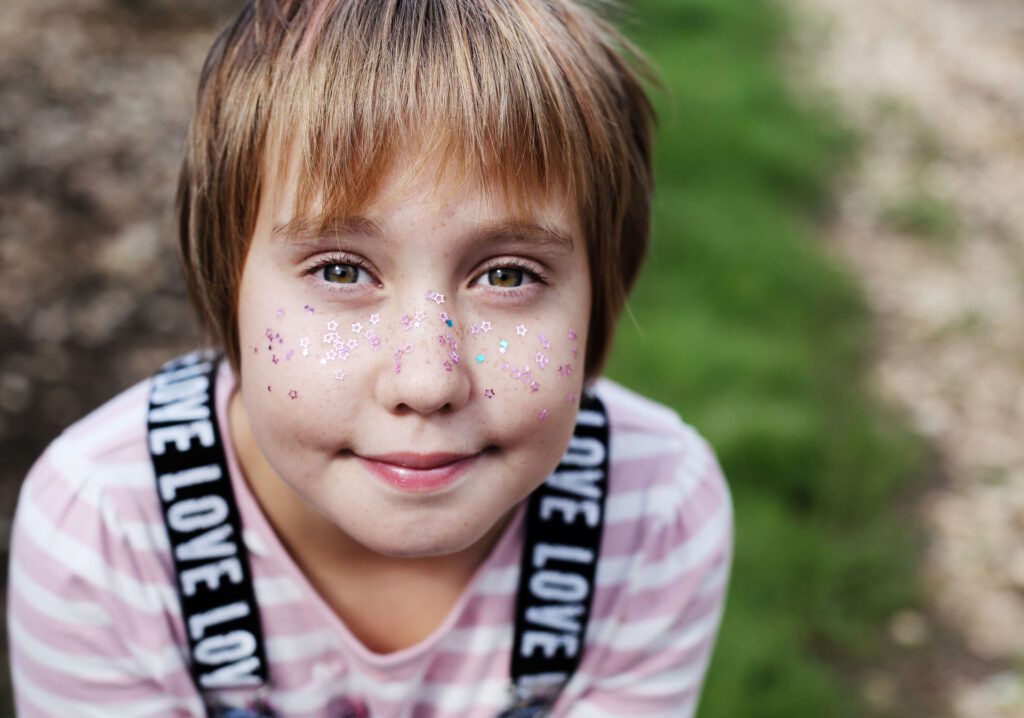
[0,0,241,711]
[788,0,1024,714]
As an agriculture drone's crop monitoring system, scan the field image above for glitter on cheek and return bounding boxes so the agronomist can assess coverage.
[286,350,294,361]
[481,320,492,333]
[530,381,540,393]
[484,388,495,398]
[288,389,298,400]
[476,354,485,363]
[304,304,315,314]
[538,408,549,421]
[369,313,381,325]
[276,308,285,319]
[351,322,362,333]
[568,329,577,341]
[335,370,346,381]
[444,360,453,372]
[565,392,578,404]
[272,354,280,364]
[515,324,528,336]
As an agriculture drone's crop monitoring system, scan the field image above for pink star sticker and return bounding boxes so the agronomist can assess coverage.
[484,388,495,399]
[288,389,298,400]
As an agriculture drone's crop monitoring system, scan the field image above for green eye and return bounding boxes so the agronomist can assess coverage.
[323,264,360,284]
[487,267,524,288]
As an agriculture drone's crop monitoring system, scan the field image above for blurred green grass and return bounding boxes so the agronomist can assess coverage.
[606,0,925,715]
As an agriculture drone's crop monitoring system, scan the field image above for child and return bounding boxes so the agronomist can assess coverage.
[7,1,733,716]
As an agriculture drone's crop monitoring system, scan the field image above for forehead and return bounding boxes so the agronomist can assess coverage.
[261,137,583,250]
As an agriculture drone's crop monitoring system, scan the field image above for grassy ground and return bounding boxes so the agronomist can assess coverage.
[604,0,925,715]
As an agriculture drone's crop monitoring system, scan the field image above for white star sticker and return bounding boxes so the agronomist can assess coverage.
[351,322,362,333]
[516,324,527,336]
[326,320,338,331]
[369,313,381,325]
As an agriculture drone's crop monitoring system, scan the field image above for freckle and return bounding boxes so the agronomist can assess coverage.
[253,346,258,353]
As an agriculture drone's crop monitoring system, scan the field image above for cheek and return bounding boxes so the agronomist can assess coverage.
[461,315,585,421]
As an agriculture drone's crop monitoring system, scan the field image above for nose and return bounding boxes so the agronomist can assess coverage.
[374,319,472,415]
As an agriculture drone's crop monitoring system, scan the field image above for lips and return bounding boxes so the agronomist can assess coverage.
[356,451,481,493]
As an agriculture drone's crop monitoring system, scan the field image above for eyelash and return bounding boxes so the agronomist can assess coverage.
[473,258,548,294]
[304,254,378,289]
[303,254,549,296]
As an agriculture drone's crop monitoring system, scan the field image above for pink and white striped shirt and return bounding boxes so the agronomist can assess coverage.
[7,361,732,718]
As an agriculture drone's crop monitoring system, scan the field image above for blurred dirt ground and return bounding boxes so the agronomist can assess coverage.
[0,1,243,712]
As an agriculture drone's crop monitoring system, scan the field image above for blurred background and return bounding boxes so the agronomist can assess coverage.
[1,0,1022,716]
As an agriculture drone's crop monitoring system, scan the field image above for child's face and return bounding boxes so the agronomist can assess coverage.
[234,151,591,559]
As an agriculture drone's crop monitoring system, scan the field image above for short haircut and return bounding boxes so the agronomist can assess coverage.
[178,0,656,378]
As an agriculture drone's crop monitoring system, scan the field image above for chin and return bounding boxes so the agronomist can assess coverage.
[352,513,496,560]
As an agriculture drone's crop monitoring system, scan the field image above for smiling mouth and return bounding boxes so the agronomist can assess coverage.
[355,451,483,493]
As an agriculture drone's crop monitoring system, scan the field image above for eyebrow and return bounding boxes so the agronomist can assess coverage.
[272,215,575,254]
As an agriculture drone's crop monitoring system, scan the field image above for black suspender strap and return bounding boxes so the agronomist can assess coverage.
[147,350,269,695]
[505,393,610,717]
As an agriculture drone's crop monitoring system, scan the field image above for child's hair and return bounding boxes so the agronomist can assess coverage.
[177,0,656,379]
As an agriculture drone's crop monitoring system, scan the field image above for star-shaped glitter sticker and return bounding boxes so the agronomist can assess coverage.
[558,364,572,377]
[568,329,577,341]
[288,389,298,400]
[484,388,495,399]
[300,337,310,348]
[432,293,445,305]
[334,369,346,381]
[515,324,527,336]
[401,314,412,329]
[530,381,540,393]
[413,310,426,325]
[480,320,492,333]
[351,322,362,333]
[323,332,336,344]
[535,352,548,369]
[538,408,549,421]
[326,320,338,331]
[471,324,481,335]
[539,334,550,349]
[275,308,285,318]
[369,313,381,325]
[347,339,358,349]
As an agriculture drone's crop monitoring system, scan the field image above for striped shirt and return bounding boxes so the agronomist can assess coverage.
[7,360,733,718]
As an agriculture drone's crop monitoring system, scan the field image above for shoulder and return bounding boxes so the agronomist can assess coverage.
[9,374,176,616]
[594,377,732,532]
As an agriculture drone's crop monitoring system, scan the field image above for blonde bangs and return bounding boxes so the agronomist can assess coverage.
[269,0,631,227]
